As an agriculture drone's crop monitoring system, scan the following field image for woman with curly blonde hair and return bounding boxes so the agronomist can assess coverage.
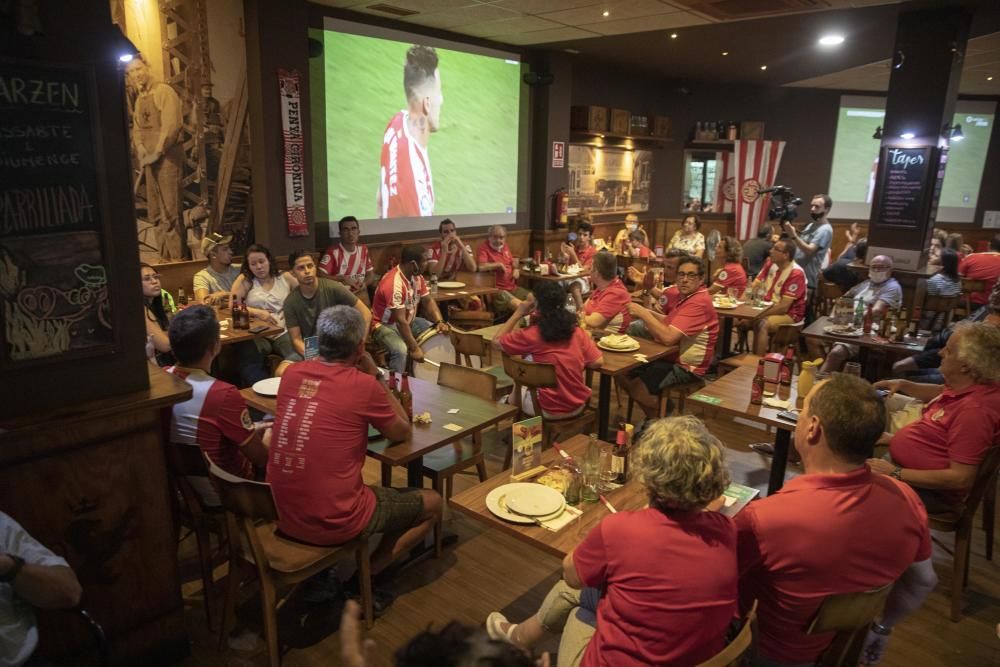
[486,416,738,667]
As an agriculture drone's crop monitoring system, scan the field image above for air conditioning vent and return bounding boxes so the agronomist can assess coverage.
[366,3,419,17]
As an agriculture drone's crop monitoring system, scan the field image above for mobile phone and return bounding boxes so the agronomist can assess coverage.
[776,410,799,423]
[875,389,890,400]
[249,324,269,334]
[567,232,578,242]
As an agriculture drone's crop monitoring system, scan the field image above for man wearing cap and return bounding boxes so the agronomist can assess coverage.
[194,233,241,306]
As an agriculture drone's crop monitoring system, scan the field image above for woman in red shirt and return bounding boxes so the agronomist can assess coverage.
[708,236,748,297]
[493,280,603,418]
[486,415,738,666]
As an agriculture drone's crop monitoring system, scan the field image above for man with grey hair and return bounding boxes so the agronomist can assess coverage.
[871,320,1000,513]
[477,225,530,316]
[581,251,632,333]
[738,374,936,666]
[267,305,443,614]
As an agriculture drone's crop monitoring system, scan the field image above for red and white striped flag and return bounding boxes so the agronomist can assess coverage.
[732,140,785,240]
[715,150,735,214]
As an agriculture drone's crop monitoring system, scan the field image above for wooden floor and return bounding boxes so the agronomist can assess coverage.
[176,395,1000,667]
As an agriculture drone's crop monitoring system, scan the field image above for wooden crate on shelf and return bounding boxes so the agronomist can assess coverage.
[610,108,630,135]
[629,113,650,136]
[651,115,671,138]
[571,105,608,133]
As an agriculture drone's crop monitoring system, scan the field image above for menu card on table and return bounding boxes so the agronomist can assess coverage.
[511,416,545,481]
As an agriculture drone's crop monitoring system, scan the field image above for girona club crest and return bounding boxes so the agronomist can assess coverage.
[741,179,761,203]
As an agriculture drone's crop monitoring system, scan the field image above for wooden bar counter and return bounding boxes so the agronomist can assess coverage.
[0,365,193,665]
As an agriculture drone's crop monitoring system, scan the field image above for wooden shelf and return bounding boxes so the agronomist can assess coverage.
[570,131,672,149]
[685,139,735,150]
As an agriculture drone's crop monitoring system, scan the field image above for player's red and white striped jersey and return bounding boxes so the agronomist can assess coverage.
[319,242,373,283]
[428,240,468,275]
[378,111,434,218]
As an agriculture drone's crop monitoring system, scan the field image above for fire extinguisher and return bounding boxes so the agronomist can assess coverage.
[551,188,569,229]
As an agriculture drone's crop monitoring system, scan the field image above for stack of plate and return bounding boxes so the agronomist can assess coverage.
[486,483,566,524]
[252,377,281,396]
[598,334,640,352]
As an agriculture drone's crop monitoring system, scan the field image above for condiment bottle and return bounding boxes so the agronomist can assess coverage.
[862,304,874,335]
[751,359,765,406]
[780,345,795,386]
[612,426,628,484]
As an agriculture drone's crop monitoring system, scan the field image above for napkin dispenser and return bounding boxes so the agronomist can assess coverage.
[763,353,784,383]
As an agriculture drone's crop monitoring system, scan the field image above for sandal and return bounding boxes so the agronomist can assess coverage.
[486,611,518,645]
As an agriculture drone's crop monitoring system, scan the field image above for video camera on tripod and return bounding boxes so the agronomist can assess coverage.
[759,185,802,222]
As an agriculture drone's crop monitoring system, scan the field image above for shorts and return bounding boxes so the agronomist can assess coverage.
[764,314,794,333]
[632,361,699,394]
[357,486,425,539]
[494,286,531,315]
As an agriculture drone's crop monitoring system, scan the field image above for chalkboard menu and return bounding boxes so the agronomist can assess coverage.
[0,58,115,366]
[872,146,934,229]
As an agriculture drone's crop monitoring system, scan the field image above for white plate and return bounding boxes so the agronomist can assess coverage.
[252,377,281,396]
[713,301,739,310]
[598,340,640,352]
[503,482,566,516]
[823,325,863,337]
[486,485,566,524]
[437,281,466,289]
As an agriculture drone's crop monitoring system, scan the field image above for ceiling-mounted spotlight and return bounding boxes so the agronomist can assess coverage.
[900,131,915,140]
[872,126,883,140]
[951,124,964,141]
[818,34,845,47]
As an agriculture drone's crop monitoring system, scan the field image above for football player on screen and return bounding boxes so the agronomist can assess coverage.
[377,45,442,219]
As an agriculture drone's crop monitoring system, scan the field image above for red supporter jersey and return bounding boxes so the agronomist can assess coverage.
[713,262,748,294]
[735,467,931,664]
[372,266,430,326]
[573,508,738,666]
[632,245,652,258]
[577,243,597,266]
[584,278,632,333]
[958,252,1000,305]
[889,383,1000,504]
[496,325,600,415]
[267,361,399,545]
[477,241,517,291]
[428,240,467,276]
[660,287,719,376]
[378,111,434,218]
[755,259,808,322]
[318,243,373,284]
[166,366,254,480]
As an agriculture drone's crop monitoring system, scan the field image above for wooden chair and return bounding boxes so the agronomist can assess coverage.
[449,328,514,401]
[814,280,844,320]
[956,278,986,320]
[449,270,501,324]
[696,601,757,667]
[205,459,373,666]
[719,321,805,375]
[806,584,892,667]
[918,294,961,332]
[501,352,597,468]
[164,442,227,629]
[420,363,494,555]
[625,375,705,422]
[926,446,1000,621]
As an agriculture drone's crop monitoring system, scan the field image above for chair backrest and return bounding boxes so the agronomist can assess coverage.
[960,445,1000,518]
[771,321,805,352]
[501,352,557,414]
[815,281,844,318]
[204,455,279,522]
[166,442,211,478]
[455,269,495,288]
[958,278,986,318]
[449,329,490,367]
[920,294,960,329]
[696,601,757,667]
[437,362,497,402]
[807,584,891,667]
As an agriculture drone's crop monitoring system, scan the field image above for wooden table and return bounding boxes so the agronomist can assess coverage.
[450,433,645,558]
[802,316,929,375]
[213,306,283,345]
[431,284,499,303]
[689,364,799,495]
[519,269,583,285]
[713,301,766,357]
[241,375,517,487]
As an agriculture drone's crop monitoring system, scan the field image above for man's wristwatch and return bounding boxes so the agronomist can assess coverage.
[889,465,903,481]
[0,554,25,583]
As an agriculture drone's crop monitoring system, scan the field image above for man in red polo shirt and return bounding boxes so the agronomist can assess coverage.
[959,233,1000,307]
[617,256,719,420]
[740,239,807,355]
[582,251,631,334]
[268,305,443,612]
[869,321,1000,512]
[737,374,936,666]
[477,225,530,316]
[166,305,269,506]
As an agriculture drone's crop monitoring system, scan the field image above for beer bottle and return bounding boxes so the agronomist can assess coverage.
[751,359,766,406]
[239,300,250,329]
[387,372,398,400]
[177,288,188,307]
[780,345,795,386]
[612,426,628,484]
[399,373,414,420]
[862,303,874,335]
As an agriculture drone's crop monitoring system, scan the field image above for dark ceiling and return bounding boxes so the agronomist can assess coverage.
[538,2,1000,88]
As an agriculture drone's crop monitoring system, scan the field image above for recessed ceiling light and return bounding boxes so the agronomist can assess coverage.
[901,131,915,139]
[602,9,609,17]
[760,65,768,70]
[670,33,678,39]
[989,76,995,81]
[721,51,729,56]
[818,34,845,47]
[565,48,580,55]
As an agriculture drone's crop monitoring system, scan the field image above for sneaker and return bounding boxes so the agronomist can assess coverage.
[485,611,518,645]
[302,568,343,604]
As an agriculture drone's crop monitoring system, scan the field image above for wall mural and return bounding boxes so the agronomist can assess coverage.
[110,0,252,264]
[567,145,652,214]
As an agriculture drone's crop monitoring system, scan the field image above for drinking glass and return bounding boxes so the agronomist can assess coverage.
[727,287,738,301]
[598,447,615,492]
[843,361,862,377]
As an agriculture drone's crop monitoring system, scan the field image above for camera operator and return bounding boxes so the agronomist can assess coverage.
[783,194,834,295]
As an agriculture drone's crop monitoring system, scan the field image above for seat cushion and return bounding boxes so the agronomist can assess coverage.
[254,522,355,573]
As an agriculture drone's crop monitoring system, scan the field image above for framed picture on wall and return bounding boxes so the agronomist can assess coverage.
[740,121,765,140]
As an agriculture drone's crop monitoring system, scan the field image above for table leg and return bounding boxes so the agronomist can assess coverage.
[404,458,458,560]
[598,374,612,440]
[720,315,734,359]
[767,429,792,495]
